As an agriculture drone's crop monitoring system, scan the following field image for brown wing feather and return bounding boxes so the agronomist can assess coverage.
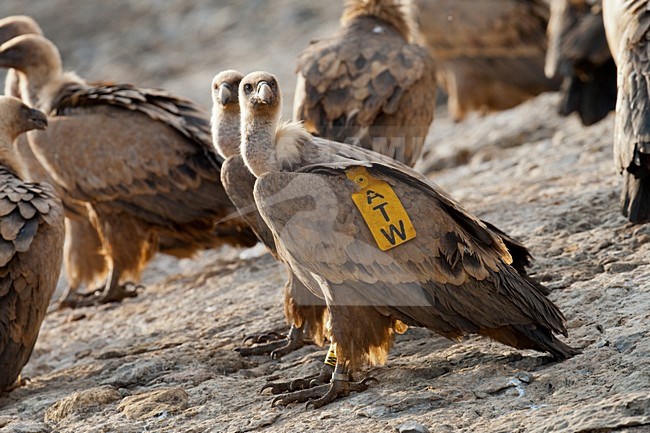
[414,0,559,120]
[611,2,650,222]
[29,91,252,244]
[294,15,435,166]
[254,166,573,366]
[50,82,214,153]
[0,169,64,390]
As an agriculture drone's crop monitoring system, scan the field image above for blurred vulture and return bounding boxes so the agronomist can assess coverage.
[412,0,560,121]
[545,0,617,126]
[0,96,64,391]
[240,71,578,407]
[0,15,107,304]
[0,34,256,305]
[293,0,436,167]
[212,71,327,359]
[603,0,650,223]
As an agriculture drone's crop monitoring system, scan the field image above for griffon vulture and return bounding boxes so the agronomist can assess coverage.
[602,0,650,222]
[545,0,617,126]
[293,0,436,167]
[413,0,561,121]
[240,71,578,407]
[0,96,64,391]
[0,34,256,305]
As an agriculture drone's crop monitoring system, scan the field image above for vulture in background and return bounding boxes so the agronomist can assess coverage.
[412,0,561,121]
[0,16,107,305]
[0,34,256,305]
[545,0,617,126]
[239,71,578,407]
[603,0,650,223]
[293,0,436,167]
[0,96,64,391]
[212,70,327,360]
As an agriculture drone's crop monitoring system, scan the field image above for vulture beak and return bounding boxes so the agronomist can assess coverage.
[257,81,273,105]
[27,108,48,130]
[218,83,233,106]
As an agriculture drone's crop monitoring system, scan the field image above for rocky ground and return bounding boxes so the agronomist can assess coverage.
[1,1,649,433]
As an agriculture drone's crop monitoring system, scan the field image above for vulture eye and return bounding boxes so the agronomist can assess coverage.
[244,83,253,93]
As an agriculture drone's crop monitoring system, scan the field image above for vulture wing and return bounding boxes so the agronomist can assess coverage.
[254,163,574,359]
[294,16,435,166]
[29,84,243,235]
[0,169,64,390]
[610,0,650,221]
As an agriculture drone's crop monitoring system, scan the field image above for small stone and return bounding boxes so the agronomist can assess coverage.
[595,339,610,348]
[44,386,122,422]
[398,420,430,433]
[356,406,387,418]
[516,372,532,383]
[117,387,189,420]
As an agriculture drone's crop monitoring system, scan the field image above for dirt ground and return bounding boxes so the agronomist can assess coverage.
[0,1,649,433]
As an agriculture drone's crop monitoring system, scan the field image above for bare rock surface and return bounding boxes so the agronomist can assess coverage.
[0,1,649,432]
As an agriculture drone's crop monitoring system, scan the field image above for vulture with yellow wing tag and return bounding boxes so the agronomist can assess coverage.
[412,0,560,121]
[0,34,256,306]
[293,0,436,166]
[240,71,578,408]
[603,0,650,223]
[0,96,64,391]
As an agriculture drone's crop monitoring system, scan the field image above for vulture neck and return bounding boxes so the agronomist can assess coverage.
[4,69,20,98]
[341,0,412,41]
[19,66,81,113]
[211,106,241,159]
[241,109,282,177]
[0,136,28,180]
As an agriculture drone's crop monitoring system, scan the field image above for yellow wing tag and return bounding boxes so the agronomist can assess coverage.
[346,166,416,251]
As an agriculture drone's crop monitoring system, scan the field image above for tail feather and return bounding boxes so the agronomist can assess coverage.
[621,171,650,224]
[557,59,617,126]
[481,324,580,360]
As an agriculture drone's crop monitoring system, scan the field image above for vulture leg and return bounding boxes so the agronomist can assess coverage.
[98,266,140,303]
[235,325,307,358]
[270,362,377,408]
[60,266,140,307]
[261,362,334,395]
[4,375,29,392]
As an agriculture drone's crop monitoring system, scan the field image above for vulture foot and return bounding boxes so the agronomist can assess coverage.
[57,282,141,308]
[4,375,30,392]
[261,364,333,394]
[270,375,377,408]
[236,325,306,358]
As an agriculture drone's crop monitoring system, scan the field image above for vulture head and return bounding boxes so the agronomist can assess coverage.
[0,96,47,141]
[0,34,62,87]
[211,70,245,158]
[0,95,46,175]
[0,15,43,45]
[239,71,282,119]
[212,70,244,109]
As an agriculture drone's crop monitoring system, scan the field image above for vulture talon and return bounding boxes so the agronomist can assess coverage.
[262,365,334,395]
[236,325,306,359]
[269,384,331,407]
[243,331,284,345]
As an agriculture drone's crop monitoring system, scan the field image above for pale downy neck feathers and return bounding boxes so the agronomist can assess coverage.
[241,101,305,177]
[22,70,84,114]
[211,105,241,159]
[4,69,20,98]
[341,0,415,42]
[0,120,28,179]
